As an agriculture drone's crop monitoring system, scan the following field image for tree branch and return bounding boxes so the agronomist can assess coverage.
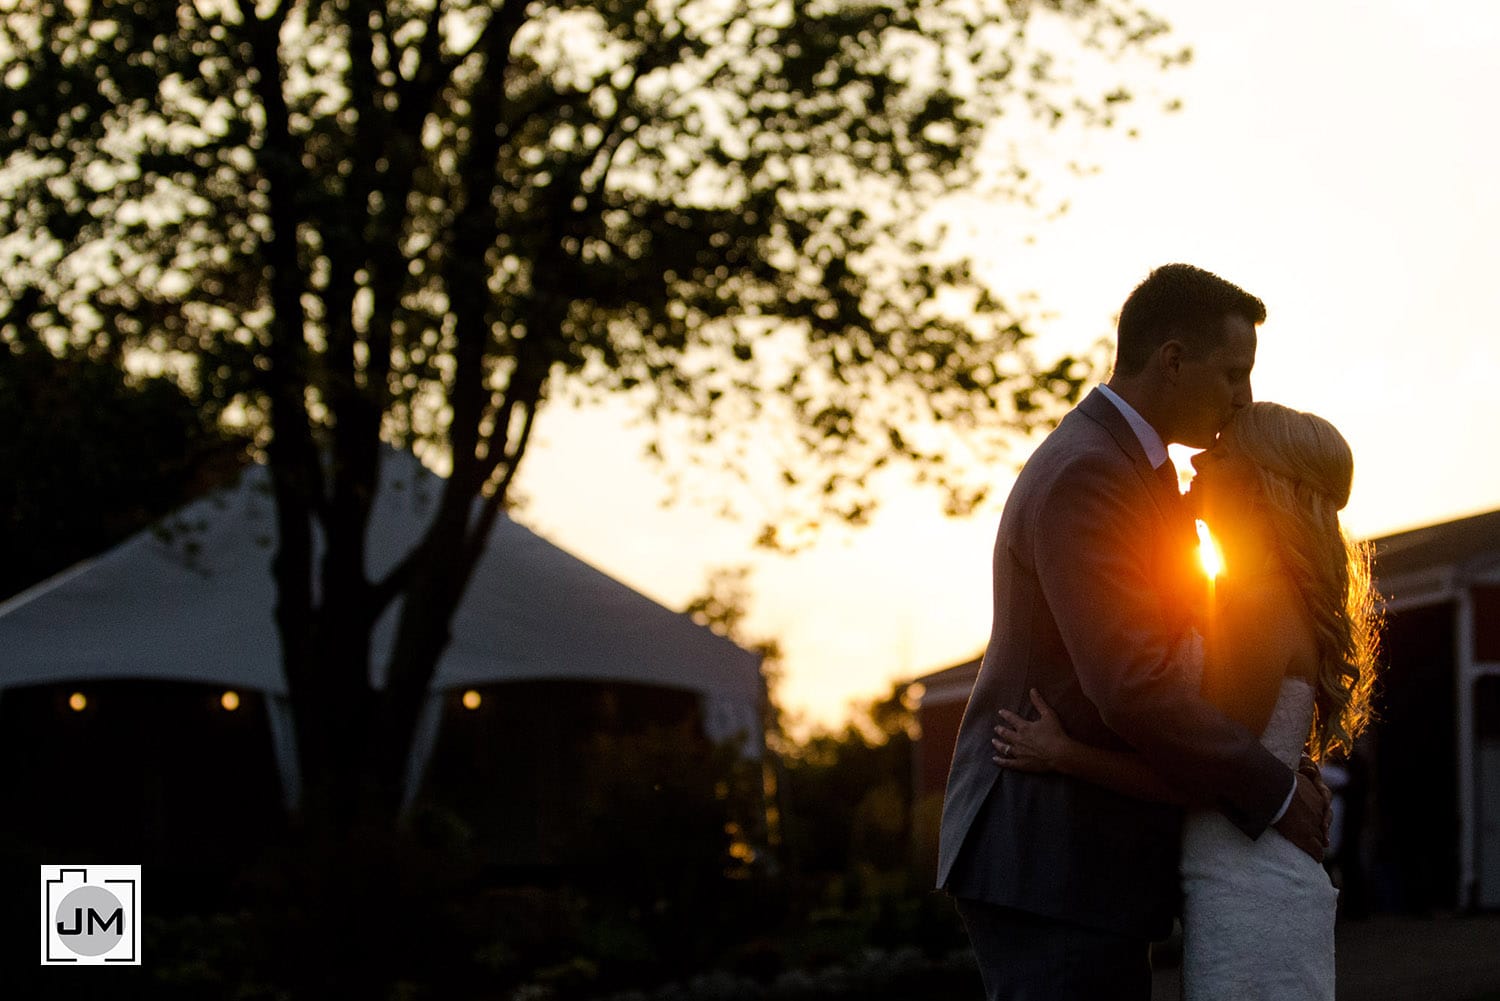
[464,389,540,579]
[361,2,460,438]
[395,0,448,93]
[367,0,536,686]
[237,0,329,683]
[435,0,529,94]
[316,0,390,631]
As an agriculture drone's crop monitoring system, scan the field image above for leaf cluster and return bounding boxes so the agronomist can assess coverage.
[1,0,1183,538]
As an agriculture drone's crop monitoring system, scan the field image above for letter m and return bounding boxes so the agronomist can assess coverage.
[87,908,123,936]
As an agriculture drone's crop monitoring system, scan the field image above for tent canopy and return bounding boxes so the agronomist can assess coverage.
[0,452,762,741]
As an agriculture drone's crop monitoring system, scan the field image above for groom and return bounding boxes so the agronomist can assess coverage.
[937,264,1329,1000]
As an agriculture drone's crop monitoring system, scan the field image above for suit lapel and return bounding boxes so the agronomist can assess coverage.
[1076,390,1206,623]
[1076,389,1185,523]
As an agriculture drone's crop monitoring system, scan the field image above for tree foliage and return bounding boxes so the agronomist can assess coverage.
[0,0,1184,828]
[780,681,918,880]
[0,347,240,601]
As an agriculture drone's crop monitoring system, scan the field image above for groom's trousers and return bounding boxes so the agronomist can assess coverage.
[954,897,1151,1001]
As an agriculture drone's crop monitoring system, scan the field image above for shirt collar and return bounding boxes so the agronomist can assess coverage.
[1096,383,1170,469]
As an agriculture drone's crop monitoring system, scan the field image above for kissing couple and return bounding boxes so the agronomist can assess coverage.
[938,264,1380,1000]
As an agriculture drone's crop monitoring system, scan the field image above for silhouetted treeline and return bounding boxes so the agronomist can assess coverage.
[0,345,242,601]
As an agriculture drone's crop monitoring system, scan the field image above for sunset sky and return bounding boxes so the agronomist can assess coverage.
[513,0,1500,732]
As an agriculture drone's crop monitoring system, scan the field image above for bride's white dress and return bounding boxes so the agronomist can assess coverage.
[1179,677,1338,1000]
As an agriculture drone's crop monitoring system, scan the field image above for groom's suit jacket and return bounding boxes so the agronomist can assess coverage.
[936,388,1293,939]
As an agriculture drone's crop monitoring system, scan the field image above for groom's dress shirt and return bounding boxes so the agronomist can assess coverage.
[1095,382,1296,823]
[1095,383,1169,469]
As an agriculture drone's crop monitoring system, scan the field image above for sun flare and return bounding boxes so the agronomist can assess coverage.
[1196,520,1225,580]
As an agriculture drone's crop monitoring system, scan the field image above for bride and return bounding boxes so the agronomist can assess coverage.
[991,401,1381,1000]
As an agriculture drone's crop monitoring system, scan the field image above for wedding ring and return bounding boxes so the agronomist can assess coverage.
[1000,742,1011,758]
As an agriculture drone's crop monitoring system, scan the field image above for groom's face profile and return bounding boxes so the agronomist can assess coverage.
[1171,313,1257,449]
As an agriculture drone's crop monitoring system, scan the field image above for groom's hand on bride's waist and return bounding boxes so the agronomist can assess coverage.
[1273,757,1334,862]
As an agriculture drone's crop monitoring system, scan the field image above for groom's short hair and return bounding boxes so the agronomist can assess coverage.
[1114,263,1266,375]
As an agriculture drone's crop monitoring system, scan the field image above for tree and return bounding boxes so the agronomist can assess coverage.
[685,564,788,857]
[779,681,918,885]
[0,0,1185,834]
[0,346,241,601]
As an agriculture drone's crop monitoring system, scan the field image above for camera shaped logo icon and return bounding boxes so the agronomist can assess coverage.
[41,865,142,965]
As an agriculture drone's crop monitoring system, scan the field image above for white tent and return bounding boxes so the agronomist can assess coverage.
[0,451,763,810]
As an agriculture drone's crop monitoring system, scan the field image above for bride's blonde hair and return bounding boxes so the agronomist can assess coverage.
[1220,402,1381,761]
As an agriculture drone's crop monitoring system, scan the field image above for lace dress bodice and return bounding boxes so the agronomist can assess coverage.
[1258,677,1315,770]
[1178,675,1336,1000]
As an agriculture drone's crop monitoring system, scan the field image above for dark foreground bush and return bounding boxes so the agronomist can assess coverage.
[580,946,981,1001]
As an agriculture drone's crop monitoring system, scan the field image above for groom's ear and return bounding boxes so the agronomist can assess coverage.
[1158,339,1187,381]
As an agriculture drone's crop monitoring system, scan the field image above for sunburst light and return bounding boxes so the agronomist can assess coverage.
[1196,519,1225,581]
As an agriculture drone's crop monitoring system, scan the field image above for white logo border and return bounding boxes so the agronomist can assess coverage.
[40,864,143,966]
